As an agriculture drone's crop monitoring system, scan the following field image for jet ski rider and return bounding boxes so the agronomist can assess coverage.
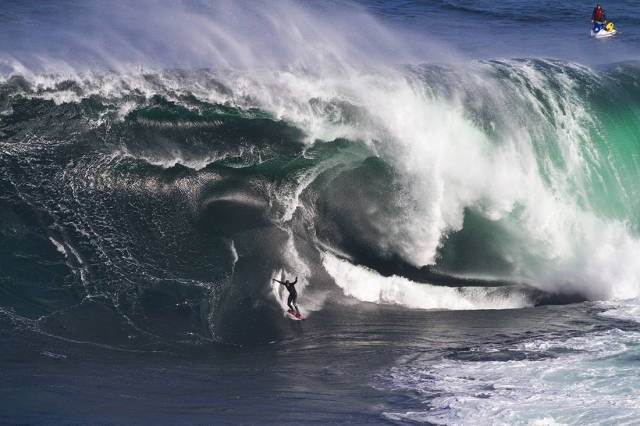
[591,3,606,29]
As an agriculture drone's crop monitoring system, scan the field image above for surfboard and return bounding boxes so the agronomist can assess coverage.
[287,310,304,320]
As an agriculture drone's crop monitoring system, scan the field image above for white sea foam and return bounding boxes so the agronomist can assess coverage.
[381,327,640,425]
[67,244,83,265]
[598,298,640,324]
[322,252,532,310]
[48,237,67,257]
[229,240,238,273]
[116,147,221,172]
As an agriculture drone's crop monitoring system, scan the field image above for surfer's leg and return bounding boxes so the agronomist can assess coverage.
[287,294,295,312]
[292,295,300,315]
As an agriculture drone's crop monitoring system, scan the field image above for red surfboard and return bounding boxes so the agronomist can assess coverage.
[287,310,304,320]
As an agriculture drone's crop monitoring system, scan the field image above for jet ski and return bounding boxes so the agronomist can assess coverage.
[591,21,617,38]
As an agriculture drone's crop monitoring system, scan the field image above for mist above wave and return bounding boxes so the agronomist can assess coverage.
[0,0,452,74]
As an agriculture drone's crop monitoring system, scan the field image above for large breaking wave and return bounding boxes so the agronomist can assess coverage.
[2,0,640,346]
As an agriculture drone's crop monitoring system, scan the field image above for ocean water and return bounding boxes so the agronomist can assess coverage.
[1,0,640,424]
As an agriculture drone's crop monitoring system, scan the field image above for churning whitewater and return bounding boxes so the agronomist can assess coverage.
[2,0,640,424]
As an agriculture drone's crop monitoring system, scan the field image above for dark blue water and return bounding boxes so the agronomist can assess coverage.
[360,0,640,63]
[4,301,636,424]
[2,1,640,424]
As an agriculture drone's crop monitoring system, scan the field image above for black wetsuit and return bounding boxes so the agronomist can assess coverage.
[276,278,299,315]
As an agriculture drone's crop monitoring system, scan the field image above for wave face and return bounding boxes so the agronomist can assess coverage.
[2,1,640,346]
[2,59,640,345]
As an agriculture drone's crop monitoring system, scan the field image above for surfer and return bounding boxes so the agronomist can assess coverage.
[273,276,300,317]
[592,3,606,27]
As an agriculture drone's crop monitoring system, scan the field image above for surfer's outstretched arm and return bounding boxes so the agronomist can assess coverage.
[291,277,298,285]
[272,279,284,284]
